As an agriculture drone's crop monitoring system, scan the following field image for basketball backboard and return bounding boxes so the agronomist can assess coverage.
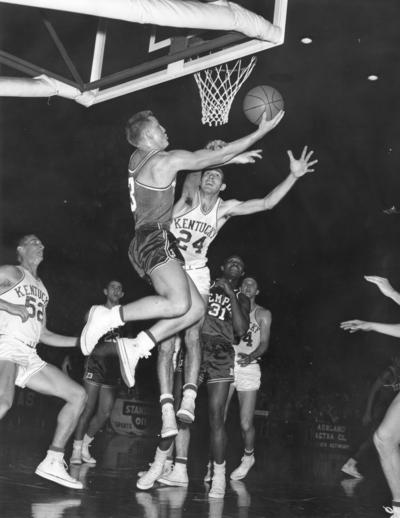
[0,0,287,106]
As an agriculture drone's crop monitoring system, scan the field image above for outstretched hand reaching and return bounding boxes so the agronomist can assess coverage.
[288,146,318,178]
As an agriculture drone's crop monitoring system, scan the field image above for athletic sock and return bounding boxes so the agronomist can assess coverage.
[83,434,94,446]
[48,445,64,453]
[182,383,197,401]
[160,394,174,406]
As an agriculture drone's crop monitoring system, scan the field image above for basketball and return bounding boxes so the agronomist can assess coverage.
[242,85,284,125]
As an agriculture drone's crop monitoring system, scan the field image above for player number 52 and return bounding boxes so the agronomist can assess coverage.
[25,296,44,323]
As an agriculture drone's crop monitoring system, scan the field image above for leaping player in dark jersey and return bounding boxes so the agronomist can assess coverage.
[80,109,284,458]
[341,276,400,518]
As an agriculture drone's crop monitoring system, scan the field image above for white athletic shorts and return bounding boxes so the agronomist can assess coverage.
[185,265,210,297]
[233,361,261,391]
[0,335,46,388]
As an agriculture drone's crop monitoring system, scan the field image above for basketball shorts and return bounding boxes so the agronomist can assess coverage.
[198,334,234,384]
[128,226,184,280]
[185,265,211,297]
[233,360,261,391]
[84,341,121,387]
[0,335,46,388]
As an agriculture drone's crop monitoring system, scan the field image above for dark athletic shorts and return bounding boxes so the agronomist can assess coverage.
[84,340,121,387]
[198,334,235,384]
[128,225,184,280]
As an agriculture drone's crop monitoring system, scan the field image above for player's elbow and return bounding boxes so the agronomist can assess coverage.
[236,322,249,338]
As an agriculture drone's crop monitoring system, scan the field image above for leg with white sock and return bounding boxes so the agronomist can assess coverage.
[176,321,202,423]
[137,437,175,490]
[83,385,117,464]
[158,424,190,487]
[158,338,178,437]
[81,261,205,356]
[230,390,257,480]
[27,364,87,489]
[71,381,100,464]
[207,381,231,498]
[115,269,205,386]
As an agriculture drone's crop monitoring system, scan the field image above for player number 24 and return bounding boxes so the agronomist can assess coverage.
[176,230,206,254]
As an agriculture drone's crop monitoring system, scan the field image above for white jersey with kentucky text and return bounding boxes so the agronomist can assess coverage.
[234,307,261,363]
[0,267,49,345]
[171,197,221,268]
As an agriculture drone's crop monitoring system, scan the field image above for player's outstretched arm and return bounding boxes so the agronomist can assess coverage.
[364,276,400,306]
[40,320,79,348]
[340,319,400,338]
[167,110,284,173]
[221,146,318,218]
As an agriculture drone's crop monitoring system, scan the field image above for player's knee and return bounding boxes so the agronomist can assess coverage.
[193,298,206,320]
[0,398,12,419]
[158,340,175,358]
[209,408,224,429]
[99,408,112,421]
[72,385,88,411]
[240,418,254,433]
[167,297,191,317]
[373,426,394,452]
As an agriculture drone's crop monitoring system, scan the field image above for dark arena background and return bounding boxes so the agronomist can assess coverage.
[1,1,400,517]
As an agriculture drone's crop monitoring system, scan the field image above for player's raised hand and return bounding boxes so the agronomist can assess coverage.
[288,146,318,178]
[215,278,235,297]
[233,149,263,164]
[257,109,284,136]
[340,320,372,333]
[237,352,253,367]
[364,276,394,298]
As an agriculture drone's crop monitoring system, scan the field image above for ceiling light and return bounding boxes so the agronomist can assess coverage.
[368,75,378,81]
[301,37,312,44]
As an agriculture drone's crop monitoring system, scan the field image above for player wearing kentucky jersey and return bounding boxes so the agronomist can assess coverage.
[81,109,283,485]
[0,235,86,489]
[224,276,271,481]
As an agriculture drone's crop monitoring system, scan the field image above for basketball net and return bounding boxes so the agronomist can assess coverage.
[194,56,257,126]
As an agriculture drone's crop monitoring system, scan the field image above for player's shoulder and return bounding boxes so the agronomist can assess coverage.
[220,198,241,211]
[218,198,242,221]
[0,265,23,286]
[0,264,21,277]
[255,305,272,323]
